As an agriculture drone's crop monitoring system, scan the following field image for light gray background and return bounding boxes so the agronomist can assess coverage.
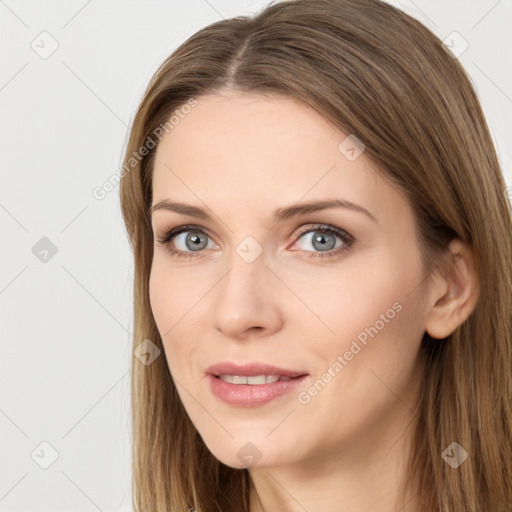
[0,0,511,510]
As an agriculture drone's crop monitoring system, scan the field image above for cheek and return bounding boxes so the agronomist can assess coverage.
[148,258,203,332]
[148,259,212,367]
[288,251,426,381]
[305,264,426,410]
[148,263,169,332]
[273,257,414,346]
[148,261,186,361]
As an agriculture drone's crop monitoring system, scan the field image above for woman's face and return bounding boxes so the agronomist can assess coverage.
[149,91,431,470]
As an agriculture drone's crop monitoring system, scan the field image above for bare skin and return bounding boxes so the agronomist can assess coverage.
[148,90,479,512]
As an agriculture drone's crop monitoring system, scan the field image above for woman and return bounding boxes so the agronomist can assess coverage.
[119,0,512,510]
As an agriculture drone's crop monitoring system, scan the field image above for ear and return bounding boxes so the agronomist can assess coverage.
[424,239,480,340]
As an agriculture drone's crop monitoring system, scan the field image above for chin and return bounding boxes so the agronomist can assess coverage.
[199,434,293,470]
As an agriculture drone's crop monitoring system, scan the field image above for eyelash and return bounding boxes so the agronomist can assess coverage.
[156,223,354,260]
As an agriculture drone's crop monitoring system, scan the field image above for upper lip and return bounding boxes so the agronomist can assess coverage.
[206,361,308,378]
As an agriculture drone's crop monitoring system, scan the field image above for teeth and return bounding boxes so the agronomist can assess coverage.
[218,374,291,384]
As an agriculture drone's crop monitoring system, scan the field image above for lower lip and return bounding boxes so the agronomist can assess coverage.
[208,374,309,407]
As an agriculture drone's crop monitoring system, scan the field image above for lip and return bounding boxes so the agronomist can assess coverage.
[206,362,308,378]
[206,361,309,407]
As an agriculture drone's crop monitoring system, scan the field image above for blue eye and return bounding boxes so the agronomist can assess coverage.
[292,225,352,258]
[156,225,213,260]
[156,224,353,260]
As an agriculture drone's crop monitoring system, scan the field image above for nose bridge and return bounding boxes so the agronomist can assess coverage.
[221,230,269,292]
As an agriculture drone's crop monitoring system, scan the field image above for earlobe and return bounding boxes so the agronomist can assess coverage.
[424,239,480,340]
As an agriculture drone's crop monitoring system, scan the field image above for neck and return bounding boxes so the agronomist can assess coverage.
[248,401,422,512]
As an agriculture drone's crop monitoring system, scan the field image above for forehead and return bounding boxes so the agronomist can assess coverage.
[151,92,401,223]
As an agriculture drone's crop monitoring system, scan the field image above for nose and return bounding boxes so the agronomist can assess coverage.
[211,252,284,340]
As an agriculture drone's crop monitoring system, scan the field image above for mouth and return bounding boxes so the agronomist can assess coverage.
[206,362,309,407]
[215,374,297,384]
[206,361,308,379]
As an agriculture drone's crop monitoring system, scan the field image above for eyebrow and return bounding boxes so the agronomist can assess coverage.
[149,198,378,225]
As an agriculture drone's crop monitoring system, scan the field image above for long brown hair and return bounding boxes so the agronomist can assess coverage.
[119,0,512,510]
